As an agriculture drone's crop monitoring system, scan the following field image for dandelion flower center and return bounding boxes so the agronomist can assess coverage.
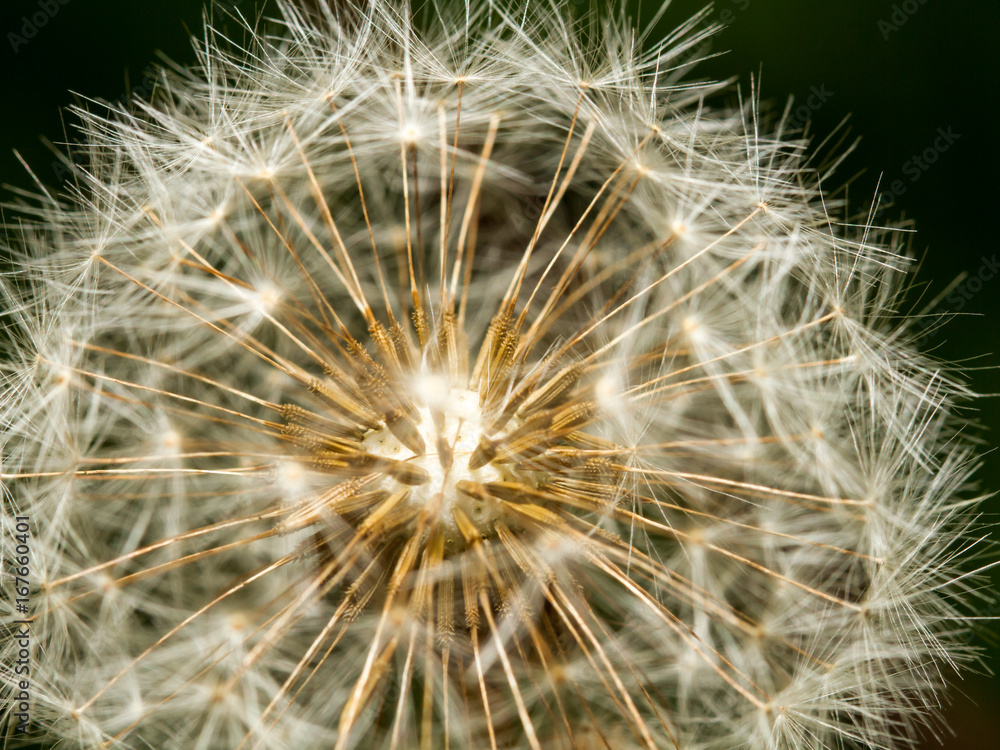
[361,386,512,550]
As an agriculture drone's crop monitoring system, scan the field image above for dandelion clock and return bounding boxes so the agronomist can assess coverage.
[1,2,994,749]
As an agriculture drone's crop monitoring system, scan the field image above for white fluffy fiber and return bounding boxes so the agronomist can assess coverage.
[0,2,990,749]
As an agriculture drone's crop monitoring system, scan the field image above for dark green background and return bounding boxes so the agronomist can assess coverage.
[1,1,997,747]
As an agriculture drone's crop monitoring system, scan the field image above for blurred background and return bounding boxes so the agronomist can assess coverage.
[1,1,997,747]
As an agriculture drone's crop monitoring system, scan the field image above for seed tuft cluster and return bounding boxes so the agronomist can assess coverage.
[0,2,989,749]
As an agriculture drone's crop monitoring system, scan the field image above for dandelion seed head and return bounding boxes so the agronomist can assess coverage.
[0,1,992,749]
